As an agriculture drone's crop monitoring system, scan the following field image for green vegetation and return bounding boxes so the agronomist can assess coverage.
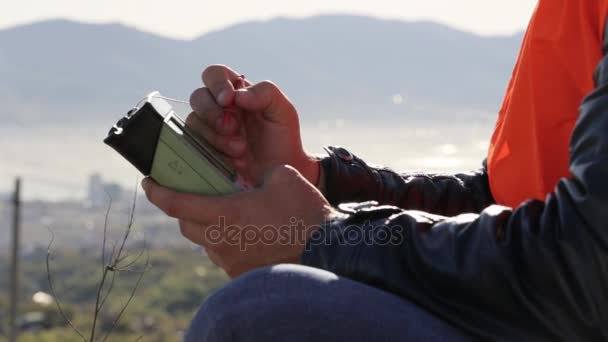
[0,247,229,341]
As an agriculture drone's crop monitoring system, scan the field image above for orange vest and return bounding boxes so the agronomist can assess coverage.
[487,0,608,208]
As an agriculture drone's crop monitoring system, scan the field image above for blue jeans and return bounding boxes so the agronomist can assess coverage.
[185,264,476,341]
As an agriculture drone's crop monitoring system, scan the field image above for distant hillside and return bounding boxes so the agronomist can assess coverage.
[0,15,523,125]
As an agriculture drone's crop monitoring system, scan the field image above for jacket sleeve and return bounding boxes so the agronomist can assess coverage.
[320,147,494,216]
[302,56,608,342]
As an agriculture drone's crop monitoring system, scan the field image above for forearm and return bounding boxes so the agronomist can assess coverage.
[319,146,494,216]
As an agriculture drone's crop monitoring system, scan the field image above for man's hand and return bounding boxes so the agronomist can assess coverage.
[142,165,335,278]
[186,65,320,187]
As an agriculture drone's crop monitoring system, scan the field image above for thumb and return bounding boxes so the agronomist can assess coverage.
[234,81,296,124]
[141,178,234,223]
[262,164,308,189]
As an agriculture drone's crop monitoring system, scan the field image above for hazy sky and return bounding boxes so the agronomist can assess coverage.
[2,0,537,39]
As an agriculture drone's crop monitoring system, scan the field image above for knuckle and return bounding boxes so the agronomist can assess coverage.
[268,164,298,183]
[258,80,279,93]
[256,80,295,112]
[279,164,299,177]
[283,166,309,189]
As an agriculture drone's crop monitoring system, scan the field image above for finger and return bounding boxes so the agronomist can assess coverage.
[179,219,231,253]
[234,81,296,124]
[179,220,226,250]
[189,88,239,134]
[141,178,235,223]
[185,113,247,157]
[201,65,252,106]
[179,220,206,246]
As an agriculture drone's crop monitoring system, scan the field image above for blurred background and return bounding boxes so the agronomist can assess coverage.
[0,0,536,340]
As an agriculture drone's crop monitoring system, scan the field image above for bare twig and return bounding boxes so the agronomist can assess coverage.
[46,228,87,342]
[47,182,149,342]
[90,194,114,342]
[101,192,112,270]
[96,183,147,342]
[116,245,147,270]
[112,187,139,267]
[102,253,150,342]
[97,270,117,311]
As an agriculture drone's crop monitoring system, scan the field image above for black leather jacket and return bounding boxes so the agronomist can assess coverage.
[301,45,608,341]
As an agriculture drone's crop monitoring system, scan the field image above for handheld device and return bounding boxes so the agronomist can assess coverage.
[104,92,243,195]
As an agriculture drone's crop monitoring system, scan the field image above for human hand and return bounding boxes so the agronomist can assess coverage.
[142,165,335,278]
[186,65,320,188]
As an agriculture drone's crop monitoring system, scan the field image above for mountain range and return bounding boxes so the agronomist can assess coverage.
[0,15,523,126]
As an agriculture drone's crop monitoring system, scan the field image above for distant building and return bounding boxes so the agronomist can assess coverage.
[88,173,124,207]
[88,173,104,207]
[103,182,124,202]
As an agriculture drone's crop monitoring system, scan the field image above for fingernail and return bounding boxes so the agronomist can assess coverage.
[235,88,247,94]
[228,139,246,153]
[217,90,228,106]
[234,88,247,99]
[141,178,151,191]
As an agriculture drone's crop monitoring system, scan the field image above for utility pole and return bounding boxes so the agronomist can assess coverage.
[9,178,21,342]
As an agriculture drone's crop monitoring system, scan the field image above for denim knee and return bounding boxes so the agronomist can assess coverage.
[184,264,476,342]
[185,264,328,342]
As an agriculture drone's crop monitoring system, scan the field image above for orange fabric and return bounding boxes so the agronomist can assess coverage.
[487,0,608,207]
